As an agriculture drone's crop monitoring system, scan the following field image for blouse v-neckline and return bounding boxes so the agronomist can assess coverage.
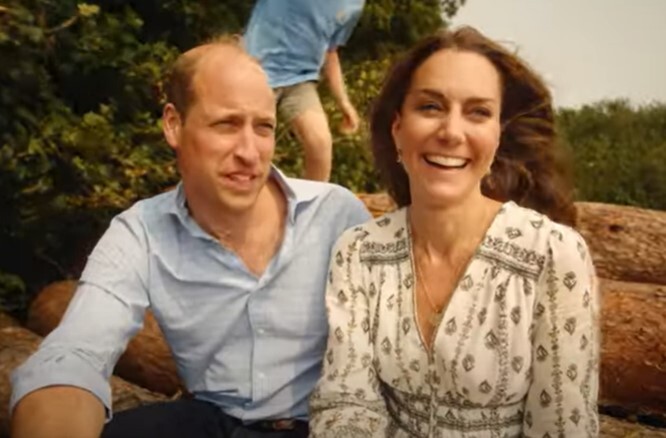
[406,201,511,356]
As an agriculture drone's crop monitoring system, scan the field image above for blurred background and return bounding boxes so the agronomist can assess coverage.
[0,0,664,318]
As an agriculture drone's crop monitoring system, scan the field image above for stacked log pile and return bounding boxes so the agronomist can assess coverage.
[1,195,664,436]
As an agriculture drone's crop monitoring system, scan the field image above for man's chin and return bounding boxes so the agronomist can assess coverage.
[214,187,265,213]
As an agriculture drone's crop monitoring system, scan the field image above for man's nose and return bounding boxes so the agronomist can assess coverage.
[234,124,261,164]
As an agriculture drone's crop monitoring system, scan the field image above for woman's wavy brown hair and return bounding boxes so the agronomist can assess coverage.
[370,26,576,225]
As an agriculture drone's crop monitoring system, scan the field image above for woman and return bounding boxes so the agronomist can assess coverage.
[310,27,599,437]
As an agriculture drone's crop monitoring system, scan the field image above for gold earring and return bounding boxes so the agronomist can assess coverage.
[484,166,495,189]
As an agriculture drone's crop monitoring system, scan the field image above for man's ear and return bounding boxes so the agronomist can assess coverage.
[162,103,182,151]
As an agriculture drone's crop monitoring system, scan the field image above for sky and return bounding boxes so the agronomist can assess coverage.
[451,0,666,108]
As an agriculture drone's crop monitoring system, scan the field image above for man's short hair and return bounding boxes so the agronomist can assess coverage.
[164,34,248,119]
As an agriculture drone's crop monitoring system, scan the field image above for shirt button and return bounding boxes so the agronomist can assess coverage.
[258,372,266,379]
[257,328,265,335]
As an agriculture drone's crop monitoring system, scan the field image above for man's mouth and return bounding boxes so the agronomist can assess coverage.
[423,154,469,169]
[225,173,255,182]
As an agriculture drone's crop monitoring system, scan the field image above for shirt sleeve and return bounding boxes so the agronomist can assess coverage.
[523,225,600,437]
[329,8,363,49]
[10,212,150,418]
[345,194,373,228]
[309,227,390,437]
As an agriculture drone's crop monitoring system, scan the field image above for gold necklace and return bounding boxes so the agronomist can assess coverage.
[408,202,495,327]
[413,249,443,326]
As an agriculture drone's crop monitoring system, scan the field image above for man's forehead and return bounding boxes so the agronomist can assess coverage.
[192,48,265,88]
[194,44,251,71]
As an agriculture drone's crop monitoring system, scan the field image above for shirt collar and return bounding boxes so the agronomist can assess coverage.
[168,165,319,227]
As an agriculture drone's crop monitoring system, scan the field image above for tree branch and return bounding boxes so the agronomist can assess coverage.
[45,14,79,35]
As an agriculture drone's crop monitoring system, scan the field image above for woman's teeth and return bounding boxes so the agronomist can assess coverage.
[424,154,468,168]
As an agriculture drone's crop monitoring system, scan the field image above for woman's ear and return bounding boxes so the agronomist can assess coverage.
[391,112,402,140]
[162,103,182,151]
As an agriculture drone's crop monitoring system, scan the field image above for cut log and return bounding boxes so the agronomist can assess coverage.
[356,192,396,218]
[0,313,19,330]
[0,326,167,436]
[600,278,666,416]
[599,414,666,437]
[575,202,666,285]
[27,280,183,396]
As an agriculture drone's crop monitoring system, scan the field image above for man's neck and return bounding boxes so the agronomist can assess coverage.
[187,178,288,276]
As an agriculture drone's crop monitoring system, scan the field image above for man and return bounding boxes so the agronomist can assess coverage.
[244,0,365,182]
[10,37,370,438]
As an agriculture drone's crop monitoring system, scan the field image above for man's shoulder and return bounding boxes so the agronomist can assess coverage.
[115,187,179,226]
[285,177,364,208]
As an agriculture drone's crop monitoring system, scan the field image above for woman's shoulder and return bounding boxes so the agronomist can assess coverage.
[334,208,409,263]
[486,201,587,258]
[500,201,588,249]
[479,201,587,280]
[339,208,407,240]
[493,201,584,241]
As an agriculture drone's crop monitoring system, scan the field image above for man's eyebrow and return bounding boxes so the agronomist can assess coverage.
[207,109,275,119]
[254,114,277,124]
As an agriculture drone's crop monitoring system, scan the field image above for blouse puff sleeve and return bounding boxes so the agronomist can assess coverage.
[309,227,390,437]
[523,224,601,437]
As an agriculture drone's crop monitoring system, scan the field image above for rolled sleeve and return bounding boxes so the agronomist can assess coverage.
[10,212,150,417]
[10,343,114,414]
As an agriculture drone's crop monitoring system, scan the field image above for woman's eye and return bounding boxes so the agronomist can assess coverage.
[417,102,441,113]
[470,107,492,118]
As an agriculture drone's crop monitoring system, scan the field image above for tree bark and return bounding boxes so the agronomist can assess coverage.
[0,326,167,436]
[575,202,666,285]
[0,313,19,330]
[599,278,666,416]
[599,414,666,437]
[356,192,396,218]
[27,280,184,396]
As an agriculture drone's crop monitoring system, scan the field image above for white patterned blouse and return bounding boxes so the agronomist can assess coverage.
[310,201,600,438]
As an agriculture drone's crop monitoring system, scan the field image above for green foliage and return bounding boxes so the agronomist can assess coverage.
[0,1,183,316]
[4,0,662,320]
[347,0,461,61]
[275,0,453,188]
[558,100,666,210]
[0,0,451,316]
[275,58,393,192]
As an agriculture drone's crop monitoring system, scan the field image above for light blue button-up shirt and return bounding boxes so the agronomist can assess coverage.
[10,169,370,421]
[244,0,365,88]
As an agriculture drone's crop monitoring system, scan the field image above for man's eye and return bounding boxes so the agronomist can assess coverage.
[256,123,275,135]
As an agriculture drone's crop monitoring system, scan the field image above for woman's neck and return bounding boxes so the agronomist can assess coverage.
[409,192,501,263]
